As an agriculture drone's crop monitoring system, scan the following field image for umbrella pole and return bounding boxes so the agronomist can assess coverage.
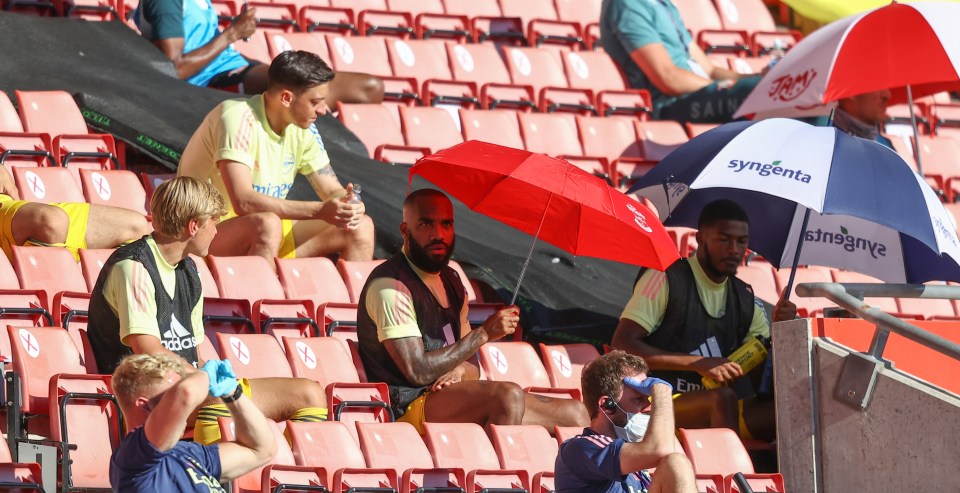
[783,208,812,301]
[509,194,553,306]
[907,84,924,176]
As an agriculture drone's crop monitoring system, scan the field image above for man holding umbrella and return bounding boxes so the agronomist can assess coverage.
[612,199,796,441]
[357,189,590,434]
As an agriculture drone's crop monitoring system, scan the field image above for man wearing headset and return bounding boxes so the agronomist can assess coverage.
[555,350,696,493]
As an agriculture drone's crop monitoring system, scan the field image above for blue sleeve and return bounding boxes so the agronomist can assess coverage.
[180,441,223,479]
[559,435,627,482]
[606,0,661,53]
[113,428,163,473]
[141,0,185,40]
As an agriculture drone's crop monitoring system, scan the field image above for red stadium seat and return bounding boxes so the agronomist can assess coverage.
[0,438,44,492]
[246,1,300,32]
[634,119,689,161]
[386,39,477,106]
[538,342,599,392]
[11,245,89,327]
[77,248,115,292]
[576,115,644,184]
[561,50,651,117]
[0,251,53,331]
[218,419,318,493]
[896,283,958,320]
[358,422,466,493]
[459,108,524,149]
[553,425,582,445]
[0,132,55,173]
[13,166,85,203]
[388,0,443,15]
[325,34,392,76]
[398,106,464,152]
[283,336,360,385]
[489,424,558,493]
[686,122,720,138]
[287,420,400,492]
[554,0,602,24]
[424,421,530,491]
[335,259,385,304]
[232,31,271,64]
[298,5,356,35]
[502,47,596,114]
[773,267,835,317]
[518,112,582,156]
[336,103,427,164]
[447,43,536,111]
[265,31,330,59]
[679,427,785,493]
[736,262,779,305]
[441,0,500,17]
[78,169,148,215]
[217,332,294,379]
[276,256,352,306]
[15,90,88,135]
[479,341,580,399]
[830,270,902,316]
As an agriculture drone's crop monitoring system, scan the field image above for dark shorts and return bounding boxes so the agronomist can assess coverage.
[654,75,761,124]
[207,60,263,88]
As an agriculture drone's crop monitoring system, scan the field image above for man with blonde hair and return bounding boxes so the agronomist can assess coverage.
[88,176,327,446]
[111,353,277,491]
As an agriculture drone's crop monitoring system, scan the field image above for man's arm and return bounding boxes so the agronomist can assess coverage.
[384,306,518,387]
[630,43,712,96]
[153,8,257,80]
[143,370,211,451]
[619,383,676,472]
[687,43,744,82]
[305,171,364,230]
[216,391,278,481]
[612,318,744,384]
[218,160,341,220]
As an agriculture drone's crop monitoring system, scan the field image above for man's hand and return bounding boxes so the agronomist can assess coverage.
[339,183,366,230]
[226,7,258,43]
[202,360,240,398]
[317,196,363,230]
[692,357,743,384]
[623,376,673,396]
[773,295,798,322]
[480,306,520,342]
[431,365,466,391]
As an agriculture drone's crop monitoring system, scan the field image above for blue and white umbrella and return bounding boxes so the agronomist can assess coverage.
[628,118,960,289]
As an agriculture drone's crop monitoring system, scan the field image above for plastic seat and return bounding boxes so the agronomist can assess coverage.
[459,108,524,149]
[896,282,958,320]
[139,172,174,212]
[915,135,960,193]
[502,47,596,114]
[208,255,317,339]
[423,422,530,492]
[686,122,720,138]
[326,380,393,441]
[246,1,300,32]
[189,255,255,354]
[11,245,89,327]
[673,0,724,33]
[77,248,115,292]
[53,133,120,174]
[478,341,580,399]
[576,115,644,185]
[0,438,44,492]
[335,259,386,304]
[216,332,294,379]
[15,91,88,135]
[553,425,583,445]
[517,112,582,156]
[287,420,400,493]
[325,34,392,76]
[489,424,558,493]
[78,169,148,215]
[736,263,779,305]
[12,166,85,203]
[0,252,53,332]
[398,106,464,152]
[634,120,689,161]
[233,31,271,63]
[265,31,330,59]
[386,39,477,107]
[276,256,352,306]
[538,342,599,392]
[561,50,651,117]
[0,132,55,173]
[358,422,466,493]
[283,336,360,385]
[714,0,776,31]
[679,427,785,493]
[336,103,427,164]
[773,267,835,317]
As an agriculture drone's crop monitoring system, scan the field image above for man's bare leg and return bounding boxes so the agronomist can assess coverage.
[649,453,697,493]
[520,393,589,430]
[240,63,269,95]
[291,216,374,260]
[209,214,283,261]
[10,202,69,245]
[741,396,776,441]
[673,388,739,430]
[85,204,152,248]
[423,380,524,429]
[246,377,327,418]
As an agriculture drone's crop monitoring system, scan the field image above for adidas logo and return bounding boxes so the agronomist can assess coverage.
[162,314,190,339]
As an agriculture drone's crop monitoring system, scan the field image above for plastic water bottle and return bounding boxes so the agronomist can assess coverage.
[347,184,362,204]
[701,336,769,389]
[766,39,786,70]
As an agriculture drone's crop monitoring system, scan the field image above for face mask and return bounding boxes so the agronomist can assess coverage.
[604,402,651,442]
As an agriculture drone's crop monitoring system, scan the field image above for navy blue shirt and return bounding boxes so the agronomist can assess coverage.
[555,428,652,493]
[111,427,224,492]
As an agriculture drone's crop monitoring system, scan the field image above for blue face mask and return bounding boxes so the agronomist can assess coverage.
[603,401,651,442]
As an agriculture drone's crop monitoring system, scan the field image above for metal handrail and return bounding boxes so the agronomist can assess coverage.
[795,282,960,362]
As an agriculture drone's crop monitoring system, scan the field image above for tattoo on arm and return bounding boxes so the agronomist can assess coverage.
[318,165,338,179]
[385,330,487,387]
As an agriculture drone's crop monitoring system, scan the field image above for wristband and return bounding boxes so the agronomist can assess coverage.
[220,384,244,404]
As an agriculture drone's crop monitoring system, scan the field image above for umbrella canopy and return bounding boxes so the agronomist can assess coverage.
[734,1,960,118]
[409,141,680,272]
[628,119,960,283]
[782,0,960,25]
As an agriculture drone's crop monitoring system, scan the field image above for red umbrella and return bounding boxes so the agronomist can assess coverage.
[409,141,680,303]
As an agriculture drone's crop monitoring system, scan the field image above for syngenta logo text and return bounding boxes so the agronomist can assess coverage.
[727,159,812,183]
[805,226,887,259]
